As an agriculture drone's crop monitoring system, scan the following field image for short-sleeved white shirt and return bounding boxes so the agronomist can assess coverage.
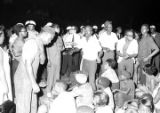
[101,68,119,83]
[99,31,118,50]
[117,38,138,63]
[78,35,102,60]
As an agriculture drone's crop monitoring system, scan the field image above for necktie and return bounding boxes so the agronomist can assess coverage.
[72,34,75,48]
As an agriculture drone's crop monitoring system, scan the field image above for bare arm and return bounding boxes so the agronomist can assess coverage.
[154,88,160,104]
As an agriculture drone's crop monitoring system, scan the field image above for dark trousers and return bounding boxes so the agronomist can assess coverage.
[72,52,81,72]
[61,54,73,77]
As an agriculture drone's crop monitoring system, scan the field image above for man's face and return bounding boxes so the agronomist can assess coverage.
[141,26,148,35]
[20,28,28,38]
[150,28,155,33]
[104,23,112,33]
[126,31,134,41]
[27,25,35,31]
[85,26,93,37]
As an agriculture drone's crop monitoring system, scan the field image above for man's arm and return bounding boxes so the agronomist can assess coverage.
[23,40,40,93]
[154,88,160,104]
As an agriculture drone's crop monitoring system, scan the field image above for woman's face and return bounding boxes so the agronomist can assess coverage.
[0,31,5,45]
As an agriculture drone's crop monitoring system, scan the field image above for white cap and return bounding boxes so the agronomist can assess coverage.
[25,20,36,26]
[93,25,98,29]
[101,24,105,28]
[150,25,156,29]
[66,26,72,30]
[45,22,53,27]
[75,73,87,84]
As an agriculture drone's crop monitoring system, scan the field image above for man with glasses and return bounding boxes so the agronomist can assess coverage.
[117,29,138,79]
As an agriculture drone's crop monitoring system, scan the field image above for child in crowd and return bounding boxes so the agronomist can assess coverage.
[101,58,119,90]
[116,100,138,113]
[70,72,94,108]
[143,64,159,92]
[138,93,153,113]
[93,90,113,113]
[152,73,160,113]
[96,76,114,110]
[113,73,135,108]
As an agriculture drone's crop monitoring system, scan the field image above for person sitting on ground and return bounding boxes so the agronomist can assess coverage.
[96,76,114,110]
[70,72,94,108]
[113,72,135,109]
[101,58,119,90]
[93,90,113,113]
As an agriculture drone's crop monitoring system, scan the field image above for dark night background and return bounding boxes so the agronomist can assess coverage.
[0,0,160,31]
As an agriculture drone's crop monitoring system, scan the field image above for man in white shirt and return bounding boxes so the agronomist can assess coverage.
[116,29,138,79]
[14,26,56,113]
[61,26,81,77]
[99,20,118,64]
[78,26,102,90]
[25,20,39,39]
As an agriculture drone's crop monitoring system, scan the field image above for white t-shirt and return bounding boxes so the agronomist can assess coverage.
[78,35,102,60]
[104,87,114,110]
[95,106,113,113]
[48,92,77,113]
[101,68,119,83]
[99,31,118,51]
[117,38,138,63]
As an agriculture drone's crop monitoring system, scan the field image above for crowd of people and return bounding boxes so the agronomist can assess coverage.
[0,19,160,113]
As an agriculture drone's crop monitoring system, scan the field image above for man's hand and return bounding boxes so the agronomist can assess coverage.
[32,83,40,93]
[143,57,150,62]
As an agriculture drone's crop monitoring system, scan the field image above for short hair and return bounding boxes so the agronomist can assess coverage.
[96,77,111,88]
[143,64,158,76]
[55,80,67,91]
[106,58,117,69]
[13,24,25,36]
[141,24,149,30]
[94,90,109,106]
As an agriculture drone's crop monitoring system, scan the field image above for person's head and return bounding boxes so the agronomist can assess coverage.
[125,29,135,41]
[45,22,60,34]
[85,25,93,38]
[69,26,77,34]
[77,106,94,113]
[14,24,28,38]
[143,64,158,76]
[104,20,112,33]
[93,90,109,107]
[139,93,153,112]
[103,58,117,70]
[141,24,149,35]
[39,26,55,45]
[125,101,138,113]
[96,77,111,90]
[25,20,36,31]
[0,25,5,45]
[53,81,67,94]
[116,26,122,34]
[37,104,48,113]
[150,25,156,33]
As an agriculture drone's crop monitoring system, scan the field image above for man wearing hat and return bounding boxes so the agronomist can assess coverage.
[14,26,56,113]
[25,20,39,39]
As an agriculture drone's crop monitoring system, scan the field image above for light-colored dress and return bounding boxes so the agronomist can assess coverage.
[0,47,12,104]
